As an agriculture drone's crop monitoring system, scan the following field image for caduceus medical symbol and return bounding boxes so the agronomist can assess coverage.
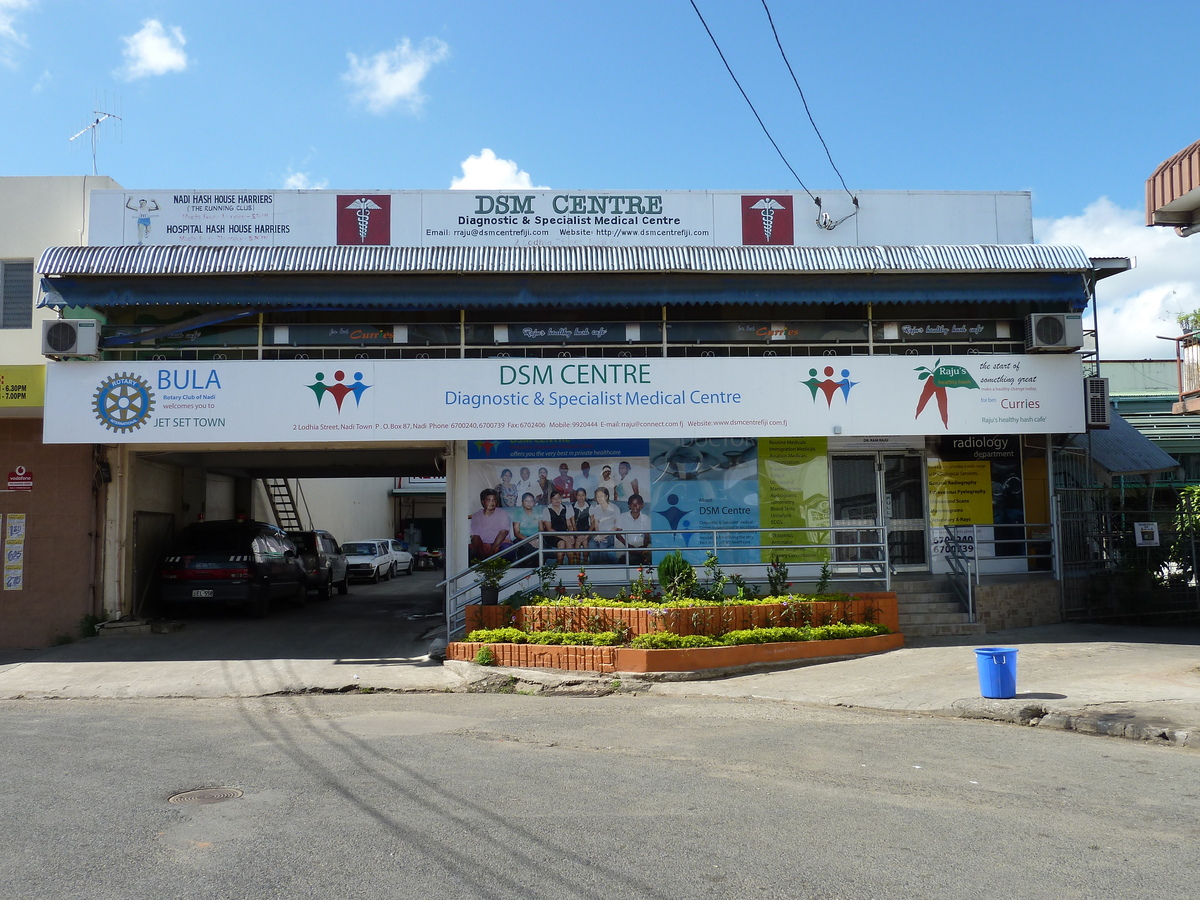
[345,197,382,243]
[750,198,786,242]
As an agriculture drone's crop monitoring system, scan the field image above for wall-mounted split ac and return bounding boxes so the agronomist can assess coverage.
[1025,313,1083,352]
[41,319,99,357]
[1084,376,1110,429]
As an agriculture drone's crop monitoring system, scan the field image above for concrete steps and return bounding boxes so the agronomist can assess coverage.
[893,575,987,638]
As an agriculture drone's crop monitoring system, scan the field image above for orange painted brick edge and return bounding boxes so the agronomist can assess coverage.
[447,631,904,674]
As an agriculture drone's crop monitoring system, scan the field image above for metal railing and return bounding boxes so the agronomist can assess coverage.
[444,525,889,639]
[938,522,1056,622]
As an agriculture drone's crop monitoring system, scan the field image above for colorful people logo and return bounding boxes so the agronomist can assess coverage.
[306,370,370,411]
[803,366,856,406]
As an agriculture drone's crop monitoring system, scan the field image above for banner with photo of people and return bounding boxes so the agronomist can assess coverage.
[466,437,832,566]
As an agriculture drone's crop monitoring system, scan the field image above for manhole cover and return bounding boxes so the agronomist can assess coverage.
[167,788,244,805]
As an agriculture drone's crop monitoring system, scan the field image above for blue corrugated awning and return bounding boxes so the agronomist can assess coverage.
[41,271,1090,311]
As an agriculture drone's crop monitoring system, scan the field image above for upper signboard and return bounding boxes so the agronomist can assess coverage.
[87,190,1034,249]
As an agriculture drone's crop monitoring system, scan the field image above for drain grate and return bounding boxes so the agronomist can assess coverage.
[167,788,244,805]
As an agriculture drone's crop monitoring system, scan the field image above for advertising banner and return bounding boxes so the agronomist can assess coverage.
[43,355,1085,444]
[0,366,45,409]
[466,438,822,566]
[87,190,841,249]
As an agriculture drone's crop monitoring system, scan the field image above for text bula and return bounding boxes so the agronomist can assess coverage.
[157,369,222,390]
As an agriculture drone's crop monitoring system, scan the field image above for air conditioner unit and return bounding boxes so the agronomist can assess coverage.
[1084,376,1110,429]
[1025,313,1083,352]
[42,319,99,357]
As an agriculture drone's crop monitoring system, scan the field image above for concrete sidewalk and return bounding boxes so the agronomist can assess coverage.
[2,621,1198,749]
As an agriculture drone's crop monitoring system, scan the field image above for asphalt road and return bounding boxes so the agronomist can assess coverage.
[2,691,1197,900]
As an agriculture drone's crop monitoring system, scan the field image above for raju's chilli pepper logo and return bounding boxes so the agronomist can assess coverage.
[914,360,978,428]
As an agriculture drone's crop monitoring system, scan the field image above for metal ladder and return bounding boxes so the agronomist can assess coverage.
[263,478,304,531]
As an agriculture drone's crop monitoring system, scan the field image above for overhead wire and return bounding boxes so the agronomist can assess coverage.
[759,0,856,203]
[687,0,816,202]
[689,0,858,228]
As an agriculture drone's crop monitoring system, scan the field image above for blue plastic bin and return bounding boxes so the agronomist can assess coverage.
[974,647,1018,699]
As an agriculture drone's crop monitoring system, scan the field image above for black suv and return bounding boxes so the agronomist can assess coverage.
[286,529,350,601]
[159,520,307,617]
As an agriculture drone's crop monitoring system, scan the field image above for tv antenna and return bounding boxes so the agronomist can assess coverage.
[69,94,123,175]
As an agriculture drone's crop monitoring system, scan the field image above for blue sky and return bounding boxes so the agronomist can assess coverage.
[2,0,1197,358]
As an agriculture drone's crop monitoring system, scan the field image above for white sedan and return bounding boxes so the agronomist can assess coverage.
[342,541,393,583]
[368,538,414,577]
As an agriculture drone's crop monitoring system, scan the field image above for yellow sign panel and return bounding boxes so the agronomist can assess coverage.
[0,366,45,408]
[928,460,992,527]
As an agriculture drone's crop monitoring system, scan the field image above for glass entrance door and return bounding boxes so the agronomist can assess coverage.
[830,452,927,572]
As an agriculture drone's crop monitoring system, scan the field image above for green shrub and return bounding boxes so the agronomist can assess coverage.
[467,627,527,644]
[466,628,620,647]
[474,646,497,666]
[656,550,697,598]
[630,632,721,650]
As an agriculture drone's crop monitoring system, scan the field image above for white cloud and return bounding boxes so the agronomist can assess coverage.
[118,19,187,80]
[343,37,448,115]
[283,170,328,190]
[1035,198,1200,360]
[450,148,547,190]
[0,0,33,68]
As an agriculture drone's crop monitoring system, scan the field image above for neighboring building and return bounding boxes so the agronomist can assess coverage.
[0,176,120,647]
[1147,138,1200,237]
[1104,360,1197,482]
[34,187,1129,640]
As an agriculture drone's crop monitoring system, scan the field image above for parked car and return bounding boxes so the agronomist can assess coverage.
[159,520,307,617]
[368,538,414,576]
[342,540,392,583]
[286,529,349,600]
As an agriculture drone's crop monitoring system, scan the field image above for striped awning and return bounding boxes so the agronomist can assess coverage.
[39,243,1100,278]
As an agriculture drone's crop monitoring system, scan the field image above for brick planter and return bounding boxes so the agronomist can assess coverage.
[447,632,904,675]
[463,592,898,638]
[449,592,902,675]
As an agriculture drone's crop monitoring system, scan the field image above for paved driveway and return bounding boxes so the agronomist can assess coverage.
[0,570,456,698]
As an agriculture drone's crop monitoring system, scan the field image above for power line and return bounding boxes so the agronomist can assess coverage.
[688,0,815,202]
[760,0,855,203]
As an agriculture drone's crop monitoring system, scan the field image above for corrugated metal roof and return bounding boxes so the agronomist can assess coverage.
[38,243,1098,277]
[1067,410,1181,476]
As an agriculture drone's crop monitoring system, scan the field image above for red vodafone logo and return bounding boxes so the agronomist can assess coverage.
[6,466,32,491]
[741,195,794,245]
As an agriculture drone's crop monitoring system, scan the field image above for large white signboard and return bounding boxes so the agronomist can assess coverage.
[87,189,1033,249]
[44,355,1084,444]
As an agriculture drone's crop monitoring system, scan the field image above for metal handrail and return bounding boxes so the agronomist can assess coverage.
[940,522,1056,622]
[445,525,890,639]
[940,527,975,621]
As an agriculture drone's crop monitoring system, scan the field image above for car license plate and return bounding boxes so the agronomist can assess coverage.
[191,589,215,598]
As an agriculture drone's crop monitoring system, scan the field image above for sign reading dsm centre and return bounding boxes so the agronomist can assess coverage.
[43,355,1085,444]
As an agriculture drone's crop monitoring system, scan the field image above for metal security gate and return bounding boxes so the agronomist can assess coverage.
[1057,487,1200,622]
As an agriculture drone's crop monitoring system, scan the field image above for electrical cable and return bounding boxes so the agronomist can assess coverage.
[688,0,815,202]
[760,0,855,202]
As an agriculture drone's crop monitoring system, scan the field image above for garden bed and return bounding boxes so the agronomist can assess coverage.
[447,592,902,674]
[448,631,904,674]
[465,592,898,636]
